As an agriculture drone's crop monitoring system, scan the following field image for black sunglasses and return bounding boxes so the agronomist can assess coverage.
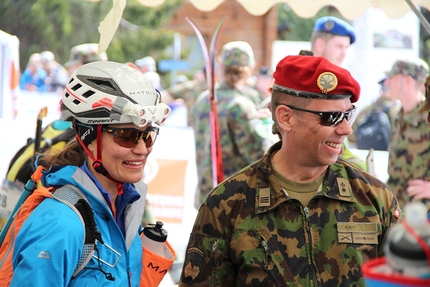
[275,102,356,127]
[102,126,159,148]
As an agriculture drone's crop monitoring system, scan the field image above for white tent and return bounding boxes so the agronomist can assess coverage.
[138,0,430,19]
[0,30,20,119]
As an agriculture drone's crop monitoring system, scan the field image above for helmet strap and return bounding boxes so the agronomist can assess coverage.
[75,125,124,193]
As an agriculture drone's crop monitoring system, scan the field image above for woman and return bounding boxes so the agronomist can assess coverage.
[4,61,174,286]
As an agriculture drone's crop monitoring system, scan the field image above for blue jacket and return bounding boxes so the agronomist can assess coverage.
[10,165,147,286]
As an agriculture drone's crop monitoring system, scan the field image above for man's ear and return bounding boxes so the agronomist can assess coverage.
[313,38,325,56]
[275,105,294,132]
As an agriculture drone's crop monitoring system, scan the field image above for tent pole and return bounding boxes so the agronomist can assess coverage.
[404,0,430,35]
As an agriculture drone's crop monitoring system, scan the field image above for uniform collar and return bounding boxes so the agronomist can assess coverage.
[255,143,357,214]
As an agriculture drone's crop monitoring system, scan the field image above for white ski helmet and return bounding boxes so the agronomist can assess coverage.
[61,61,171,127]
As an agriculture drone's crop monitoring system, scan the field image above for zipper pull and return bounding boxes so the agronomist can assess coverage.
[212,240,219,267]
[261,240,270,269]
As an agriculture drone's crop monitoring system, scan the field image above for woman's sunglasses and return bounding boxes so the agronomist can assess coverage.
[102,126,159,148]
[275,102,356,127]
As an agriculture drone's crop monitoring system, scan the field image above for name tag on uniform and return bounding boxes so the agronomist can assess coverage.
[337,222,378,244]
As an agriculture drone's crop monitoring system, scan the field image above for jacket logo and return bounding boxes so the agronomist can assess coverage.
[38,251,50,259]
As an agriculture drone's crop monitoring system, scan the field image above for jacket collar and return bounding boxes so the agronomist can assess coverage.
[254,142,357,214]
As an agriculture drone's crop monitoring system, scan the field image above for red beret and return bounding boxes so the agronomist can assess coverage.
[273,55,360,103]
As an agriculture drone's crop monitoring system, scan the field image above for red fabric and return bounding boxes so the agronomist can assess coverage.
[273,55,360,103]
[362,257,430,286]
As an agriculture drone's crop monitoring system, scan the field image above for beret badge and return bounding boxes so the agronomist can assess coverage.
[317,72,338,94]
[324,20,335,32]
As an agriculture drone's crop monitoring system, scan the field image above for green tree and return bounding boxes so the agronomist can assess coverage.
[277,4,348,42]
[0,0,182,72]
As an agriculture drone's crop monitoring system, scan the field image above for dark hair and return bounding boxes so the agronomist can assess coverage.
[39,138,86,169]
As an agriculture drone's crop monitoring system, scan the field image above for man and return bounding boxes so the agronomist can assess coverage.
[40,50,69,93]
[311,16,367,170]
[348,77,399,150]
[179,55,401,287]
[385,58,430,209]
[311,16,355,66]
[190,41,270,209]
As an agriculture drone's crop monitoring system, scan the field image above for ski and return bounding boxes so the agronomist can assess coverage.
[186,16,228,187]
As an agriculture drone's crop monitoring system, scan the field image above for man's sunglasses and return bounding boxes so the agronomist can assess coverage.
[275,102,356,127]
[101,126,159,148]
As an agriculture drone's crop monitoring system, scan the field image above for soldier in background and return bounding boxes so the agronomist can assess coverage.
[348,77,399,150]
[311,15,367,171]
[190,41,271,210]
[385,58,430,209]
[179,55,401,287]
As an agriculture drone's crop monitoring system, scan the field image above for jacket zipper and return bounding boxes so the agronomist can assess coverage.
[211,240,219,286]
[304,206,318,287]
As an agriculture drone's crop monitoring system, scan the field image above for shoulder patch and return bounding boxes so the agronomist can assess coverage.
[336,178,352,197]
[182,247,204,284]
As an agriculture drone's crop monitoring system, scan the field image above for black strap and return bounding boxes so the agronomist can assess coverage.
[74,199,104,244]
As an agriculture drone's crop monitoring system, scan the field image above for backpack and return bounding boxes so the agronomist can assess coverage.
[355,105,393,151]
[0,166,102,286]
[5,120,75,185]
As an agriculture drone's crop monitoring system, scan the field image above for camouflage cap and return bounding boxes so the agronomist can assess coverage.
[221,41,255,67]
[65,43,108,68]
[384,58,429,83]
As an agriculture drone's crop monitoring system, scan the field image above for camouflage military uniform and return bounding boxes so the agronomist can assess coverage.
[386,98,430,208]
[191,81,272,209]
[167,79,208,125]
[180,142,401,287]
[349,97,399,143]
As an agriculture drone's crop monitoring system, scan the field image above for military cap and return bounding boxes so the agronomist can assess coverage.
[313,16,356,44]
[65,43,108,68]
[272,55,360,103]
[384,58,429,83]
[221,41,255,67]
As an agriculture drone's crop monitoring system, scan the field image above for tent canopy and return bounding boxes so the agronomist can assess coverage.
[137,0,430,20]
[96,0,430,55]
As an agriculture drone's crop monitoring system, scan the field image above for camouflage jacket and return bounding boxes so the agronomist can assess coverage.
[180,142,401,287]
[349,97,399,143]
[387,99,430,208]
[190,82,274,209]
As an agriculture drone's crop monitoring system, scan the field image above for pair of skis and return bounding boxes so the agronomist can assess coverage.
[186,17,228,187]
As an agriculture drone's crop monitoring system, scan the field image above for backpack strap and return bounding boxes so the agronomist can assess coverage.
[52,185,103,278]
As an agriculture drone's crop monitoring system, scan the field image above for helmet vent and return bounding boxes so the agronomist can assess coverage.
[82,90,95,98]
[88,79,116,92]
[73,99,81,105]
[71,83,82,91]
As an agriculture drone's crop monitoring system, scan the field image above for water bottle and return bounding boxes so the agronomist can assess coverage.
[141,221,168,257]
[384,201,430,278]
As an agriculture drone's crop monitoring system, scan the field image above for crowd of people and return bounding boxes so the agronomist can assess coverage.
[3,12,430,287]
